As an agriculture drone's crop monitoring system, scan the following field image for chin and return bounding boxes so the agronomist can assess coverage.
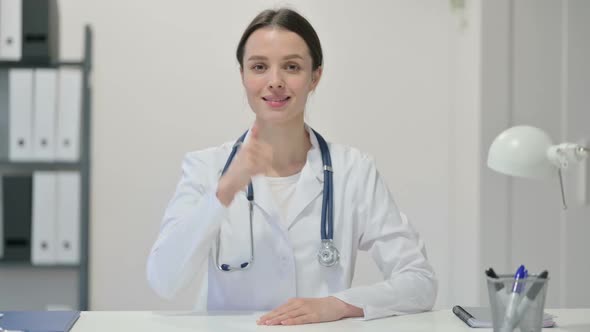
[256,108,301,124]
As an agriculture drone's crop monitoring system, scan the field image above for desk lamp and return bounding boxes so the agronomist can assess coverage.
[487,125,589,209]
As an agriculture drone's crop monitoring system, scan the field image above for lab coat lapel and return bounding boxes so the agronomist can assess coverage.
[286,127,324,229]
[251,175,280,221]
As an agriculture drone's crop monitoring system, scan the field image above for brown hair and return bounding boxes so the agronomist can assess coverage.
[236,8,323,71]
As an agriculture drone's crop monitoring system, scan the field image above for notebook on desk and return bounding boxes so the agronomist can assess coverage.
[0,311,80,332]
[452,306,555,328]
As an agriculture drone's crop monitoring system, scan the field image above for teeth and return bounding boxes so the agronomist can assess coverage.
[265,97,288,102]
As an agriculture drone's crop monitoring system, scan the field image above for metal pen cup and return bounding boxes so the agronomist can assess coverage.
[486,274,549,332]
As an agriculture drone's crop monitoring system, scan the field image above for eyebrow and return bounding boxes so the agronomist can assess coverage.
[247,54,304,61]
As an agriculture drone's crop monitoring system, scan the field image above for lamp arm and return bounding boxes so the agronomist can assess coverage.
[547,143,588,210]
[547,143,588,169]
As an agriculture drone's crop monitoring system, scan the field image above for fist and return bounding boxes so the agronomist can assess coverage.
[217,123,272,206]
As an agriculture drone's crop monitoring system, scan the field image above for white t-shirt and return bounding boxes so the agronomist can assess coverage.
[265,172,301,226]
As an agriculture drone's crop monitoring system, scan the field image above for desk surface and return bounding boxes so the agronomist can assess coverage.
[70,309,590,332]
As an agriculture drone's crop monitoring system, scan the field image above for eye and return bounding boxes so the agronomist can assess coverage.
[251,63,267,72]
[285,63,301,72]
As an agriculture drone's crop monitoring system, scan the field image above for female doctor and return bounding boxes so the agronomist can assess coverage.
[147,8,437,326]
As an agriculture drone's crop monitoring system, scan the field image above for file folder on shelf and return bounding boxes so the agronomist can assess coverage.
[56,171,80,264]
[1,174,33,261]
[31,171,57,265]
[0,175,3,259]
[22,0,60,63]
[0,69,11,160]
[0,69,34,161]
[0,0,22,61]
[56,68,82,161]
[33,69,58,161]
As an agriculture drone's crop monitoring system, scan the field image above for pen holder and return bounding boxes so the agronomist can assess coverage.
[486,275,549,332]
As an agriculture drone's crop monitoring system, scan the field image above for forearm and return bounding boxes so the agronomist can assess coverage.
[332,269,437,320]
[147,190,227,299]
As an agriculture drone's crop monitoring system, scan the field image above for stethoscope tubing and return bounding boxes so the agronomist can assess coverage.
[216,128,337,271]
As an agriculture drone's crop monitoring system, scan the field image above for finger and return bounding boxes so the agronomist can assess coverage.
[245,143,272,172]
[264,308,307,326]
[257,300,302,324]
[280,313,317,326]
[261,141,273,163]
[257,306,292,324]
[263,307,309,325]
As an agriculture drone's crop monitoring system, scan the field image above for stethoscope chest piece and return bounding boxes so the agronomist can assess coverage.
[317,239,340,267]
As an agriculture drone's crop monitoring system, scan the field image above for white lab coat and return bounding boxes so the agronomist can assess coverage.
[147,126,437,320]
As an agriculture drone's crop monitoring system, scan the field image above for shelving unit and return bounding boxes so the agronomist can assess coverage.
[0,25,92,310]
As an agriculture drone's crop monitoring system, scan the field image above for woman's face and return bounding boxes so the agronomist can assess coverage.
[241,27,321,125]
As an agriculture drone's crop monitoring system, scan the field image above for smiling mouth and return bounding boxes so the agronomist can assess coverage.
[262,96,291,102]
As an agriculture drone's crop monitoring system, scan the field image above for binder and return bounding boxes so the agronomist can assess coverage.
[22,0,59,63]
[0,310,80,332]
[0,174,3,259]
[0,69,10,160]
[0,0,22,61]
[31,171,57,265]
[0,69,35,161]
[56,171,80,264]
[33,68,58,161]
[1,174,33,261]
[56,68,82,161]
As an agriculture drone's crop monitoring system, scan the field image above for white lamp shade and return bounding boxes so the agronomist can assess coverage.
[487,126,556,178]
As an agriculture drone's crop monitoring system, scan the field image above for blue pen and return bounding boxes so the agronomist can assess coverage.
[509,270,549,329]
[501,265,527,332]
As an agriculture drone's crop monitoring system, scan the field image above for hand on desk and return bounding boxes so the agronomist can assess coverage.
[256,296,363,326]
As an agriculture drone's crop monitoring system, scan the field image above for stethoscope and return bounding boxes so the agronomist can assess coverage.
[216,129,340,272]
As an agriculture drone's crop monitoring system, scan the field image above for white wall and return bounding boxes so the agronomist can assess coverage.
[58,0,456,309]
[479,0,590,308]
[507,0,590,307]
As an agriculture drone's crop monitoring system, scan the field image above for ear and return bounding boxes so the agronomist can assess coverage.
[310,66,323,92]
[240,66,245,84]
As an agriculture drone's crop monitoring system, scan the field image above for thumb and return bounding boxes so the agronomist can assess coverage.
[250,122,260,140]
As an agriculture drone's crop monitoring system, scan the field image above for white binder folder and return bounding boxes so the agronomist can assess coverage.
[56,171,80,264]
[33,69,58,161]
[0,176,4,259]
[0,0,22,61]
[56,68,82,161]
[9,69,34,161]
[31,172,57,265]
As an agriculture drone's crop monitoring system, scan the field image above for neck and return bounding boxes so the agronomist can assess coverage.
[257,118,311,177]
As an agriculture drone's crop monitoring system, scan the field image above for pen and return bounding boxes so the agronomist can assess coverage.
[508,270,549,330]
[501,265,527,332]
[486,267,508,306]
[452,305,476,327]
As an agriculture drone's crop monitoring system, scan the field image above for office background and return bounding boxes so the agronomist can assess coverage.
[50,0,589,310]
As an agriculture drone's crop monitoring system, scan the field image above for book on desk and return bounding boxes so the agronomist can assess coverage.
[0,311,80,332]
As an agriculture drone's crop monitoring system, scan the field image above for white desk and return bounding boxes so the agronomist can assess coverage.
[70,309,590,332]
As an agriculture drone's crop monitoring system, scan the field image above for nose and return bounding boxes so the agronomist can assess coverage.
[268,70,285,90]
[268,80,284,89]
